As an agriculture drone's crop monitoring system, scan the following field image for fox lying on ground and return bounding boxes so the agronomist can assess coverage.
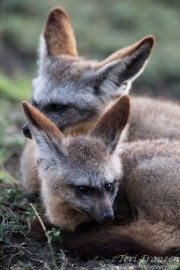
[21,7,180,195]
[22,95,180,258]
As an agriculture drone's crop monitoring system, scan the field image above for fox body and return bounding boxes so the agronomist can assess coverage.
[22,96,180,257]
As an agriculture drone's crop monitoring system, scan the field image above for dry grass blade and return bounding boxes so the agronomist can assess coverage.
[30,203,58,270]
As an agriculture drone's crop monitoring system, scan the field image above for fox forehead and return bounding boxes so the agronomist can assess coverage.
[58,161,121,188]
[60,136,122,187]
[32,55,98,104]
[32,77,99,110]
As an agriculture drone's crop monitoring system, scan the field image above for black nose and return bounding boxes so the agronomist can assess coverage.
[22,123,32,139]
[103,211,114,220]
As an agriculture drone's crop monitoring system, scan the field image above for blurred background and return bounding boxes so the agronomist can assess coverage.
[1,0,180,99]
[0,0,180,181]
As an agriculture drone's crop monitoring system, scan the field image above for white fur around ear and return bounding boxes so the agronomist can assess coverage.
[38,34,48,74]
[95,59,134,97]
[37,7,78,73]
[94,36,154,96]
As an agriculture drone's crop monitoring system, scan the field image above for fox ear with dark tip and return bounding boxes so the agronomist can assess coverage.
[39,7,77,66]
[92,36,154,97]
[22,101,65,165]
[90,95,130,152]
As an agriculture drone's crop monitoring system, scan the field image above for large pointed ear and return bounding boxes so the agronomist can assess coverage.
[22,101,66,165]
[93,36,154,97]
[39,7,77,59]
[90,95,130,152]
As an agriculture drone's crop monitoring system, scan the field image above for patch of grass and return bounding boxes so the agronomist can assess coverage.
[0,185,40,243]
[0,178,45,268]
[167,263,180,270]
[0,74,28,181]
[46,227,63,245]
[0,112,23,163]
[0,74,31,102]
[139,259,147,269]
[0,97,25,187]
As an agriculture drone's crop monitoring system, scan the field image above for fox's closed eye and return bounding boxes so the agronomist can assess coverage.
[48,103,68,112]
[31,100,38,107]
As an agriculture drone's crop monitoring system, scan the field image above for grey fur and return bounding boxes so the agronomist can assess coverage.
[21,7,154,196]
[31,35,152,130]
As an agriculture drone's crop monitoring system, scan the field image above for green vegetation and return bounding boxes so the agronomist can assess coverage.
[46,228,63,245]
[0,74,31,101]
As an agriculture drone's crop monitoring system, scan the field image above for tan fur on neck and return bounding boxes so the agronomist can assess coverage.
[63,102,118,137]
[42,186,91,232]
[63,118,97,136]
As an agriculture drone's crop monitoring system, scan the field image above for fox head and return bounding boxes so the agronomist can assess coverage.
[22,95,130,231]
[22,7,154,138]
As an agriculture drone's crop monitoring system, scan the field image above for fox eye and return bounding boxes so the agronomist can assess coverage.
[105,183,112,191]
[49,104,68,112]
[93,85,99,94]
[31,100,37,107]
[78,186,89,194]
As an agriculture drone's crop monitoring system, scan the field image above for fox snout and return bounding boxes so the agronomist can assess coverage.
[22,122,32,139]
[90,196,115,224]
[95,209,114,224]
[104,211,114,220]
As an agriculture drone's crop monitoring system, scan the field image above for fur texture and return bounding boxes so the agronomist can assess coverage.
[22,95,130,231]
[32,9,153,132]
[21,7,155,195]
[22,95,180,258]
[129,96,180,141]
[43,8,77,57]
[31,218,180,259]
[21,6,180,208]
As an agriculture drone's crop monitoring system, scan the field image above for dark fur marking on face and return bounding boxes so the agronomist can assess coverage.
[31,100,38,108]
[43,103,69,113]
[42,103,99,131]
